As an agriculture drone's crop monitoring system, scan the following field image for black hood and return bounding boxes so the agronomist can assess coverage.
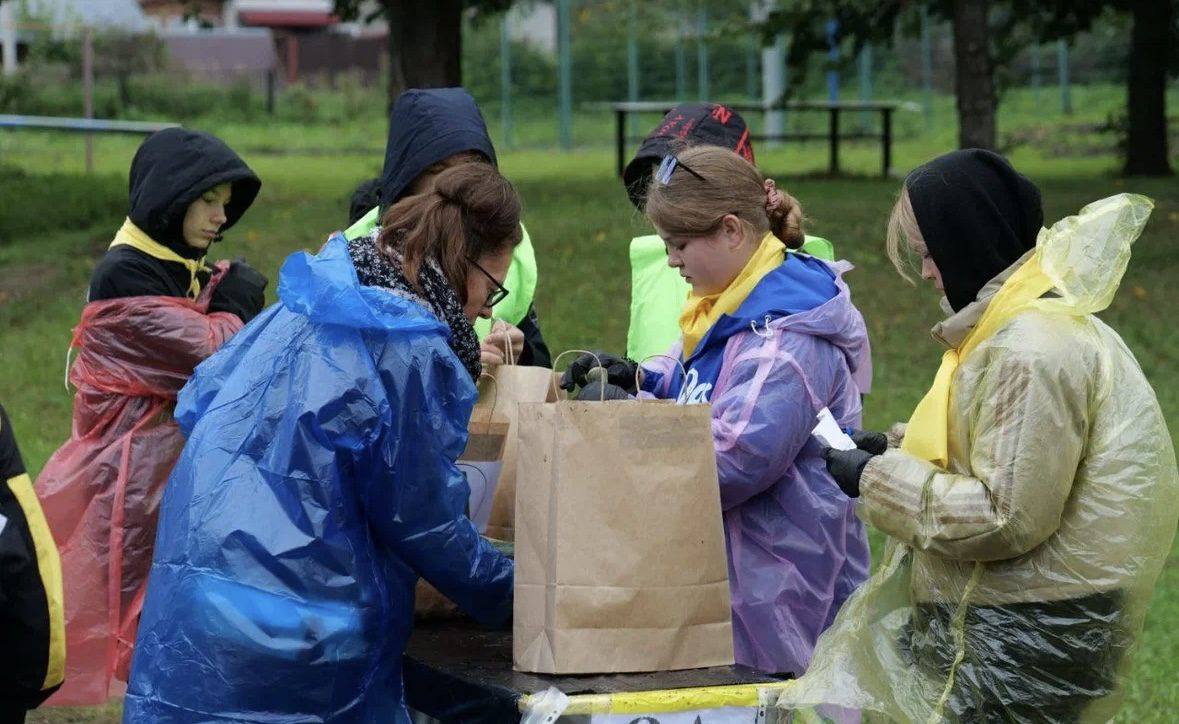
[905,148,1043,312]
[127,128,261,259]
[378,87,497,211]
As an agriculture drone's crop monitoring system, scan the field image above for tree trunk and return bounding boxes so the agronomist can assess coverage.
[384,0,463,111]
[1123,0,1173,176]
[951,0,996,150]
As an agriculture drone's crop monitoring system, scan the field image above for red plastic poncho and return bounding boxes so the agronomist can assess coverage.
[36,268,243,706]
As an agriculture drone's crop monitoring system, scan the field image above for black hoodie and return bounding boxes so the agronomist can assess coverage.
[375,88,551,367]
[377,87,498,211]
[89,128,261,304]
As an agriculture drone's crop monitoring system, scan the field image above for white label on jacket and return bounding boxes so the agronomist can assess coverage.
[677,368,714,405]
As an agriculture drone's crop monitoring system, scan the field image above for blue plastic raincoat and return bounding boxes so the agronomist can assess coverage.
[641,256,872,678]
[124,236,515,723]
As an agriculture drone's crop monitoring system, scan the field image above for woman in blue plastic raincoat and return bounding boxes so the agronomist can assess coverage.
[797,150,1179,723]
[562,146,872,679]
[124,163,520,723]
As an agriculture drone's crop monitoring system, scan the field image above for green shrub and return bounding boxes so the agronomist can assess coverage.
[0,165,124,246]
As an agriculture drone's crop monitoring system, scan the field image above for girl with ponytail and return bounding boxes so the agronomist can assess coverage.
[563,146,873,679]
[124,163,520,723]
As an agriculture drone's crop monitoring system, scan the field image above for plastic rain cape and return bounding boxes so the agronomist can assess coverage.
[775,194,1179,723]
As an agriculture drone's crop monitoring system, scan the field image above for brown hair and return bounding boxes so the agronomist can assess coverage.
[643,145,806,249]
[885,187,920,284]
[378,163,522,301]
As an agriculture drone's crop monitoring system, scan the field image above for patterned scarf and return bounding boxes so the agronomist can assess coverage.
[347,231,482,381]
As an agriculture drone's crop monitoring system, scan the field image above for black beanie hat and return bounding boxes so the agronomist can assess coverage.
[623,103,755,210]
[905,149,1044,312]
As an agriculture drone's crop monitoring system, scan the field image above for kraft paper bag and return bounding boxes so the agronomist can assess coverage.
[479,364,560,542]
[513,399,734,674]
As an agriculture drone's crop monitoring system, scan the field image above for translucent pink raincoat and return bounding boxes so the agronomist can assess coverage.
[642,259,872,677]
[35,267,242,706]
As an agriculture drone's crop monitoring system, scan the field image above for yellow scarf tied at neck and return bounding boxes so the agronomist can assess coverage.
[109,218,209,300]
[901,252,1054,468]
[679,231,786,360]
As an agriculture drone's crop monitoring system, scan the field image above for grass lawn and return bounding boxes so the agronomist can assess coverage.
[3,90,1178,722]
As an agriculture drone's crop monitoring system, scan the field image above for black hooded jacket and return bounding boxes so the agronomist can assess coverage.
[88,129,261,310]
[378,88,551,367]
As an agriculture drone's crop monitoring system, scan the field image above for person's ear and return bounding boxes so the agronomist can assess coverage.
[721,214,744,250]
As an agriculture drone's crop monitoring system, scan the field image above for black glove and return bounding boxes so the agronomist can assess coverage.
[209,260,268,324]
[559,352,638,394]
[575,380,632,401]
[850,430,889,456]
[822,447,876,498]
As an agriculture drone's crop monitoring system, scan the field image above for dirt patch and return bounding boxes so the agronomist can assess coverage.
[0,262,60,304]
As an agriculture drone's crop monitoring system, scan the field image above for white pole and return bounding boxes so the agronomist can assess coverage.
[1,2,18,76]
[753,0,784,148]
[223,0,239,30]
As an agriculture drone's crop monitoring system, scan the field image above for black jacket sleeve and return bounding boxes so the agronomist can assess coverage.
[0,404,62,708]
[515,303,552,369]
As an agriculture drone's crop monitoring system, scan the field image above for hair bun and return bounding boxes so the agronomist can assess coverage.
[766,182,805,249]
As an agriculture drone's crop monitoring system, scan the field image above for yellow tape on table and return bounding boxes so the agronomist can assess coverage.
[519,681,795,716]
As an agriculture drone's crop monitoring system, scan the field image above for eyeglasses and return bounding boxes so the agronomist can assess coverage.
[468,257,510,309]
[655,154,708,185]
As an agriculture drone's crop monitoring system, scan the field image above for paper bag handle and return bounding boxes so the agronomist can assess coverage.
[550,349,609,401]
[636,354,688,396]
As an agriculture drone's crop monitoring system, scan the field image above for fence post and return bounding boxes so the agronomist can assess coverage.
[627,0,639,138]
[500,12,513,149]
[696,4,709,100]
[83,26,95,174]
[826,18,839,102]
[675,12,687,101]
[858,43,873,132]
[1057,39,1072,115]
[920,3,933,130]
[557,0,572,149]
[266,70,277,115]
[1,2,17,76]
[745,34,758,102]
[753,0,784,148]
[1030,41,1041,107]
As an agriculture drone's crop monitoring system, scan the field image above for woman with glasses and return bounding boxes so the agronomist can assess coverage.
[123,163,518,723]
[561,146,872,681]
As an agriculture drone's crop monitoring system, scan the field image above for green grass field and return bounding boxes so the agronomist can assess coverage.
[3,86,1178,722]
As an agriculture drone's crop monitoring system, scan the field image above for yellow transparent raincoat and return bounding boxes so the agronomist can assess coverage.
[778,194,1179,723]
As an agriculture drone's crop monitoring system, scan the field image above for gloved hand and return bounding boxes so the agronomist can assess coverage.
[559,352,638,394]
[209,259,268,324]
[822,447,876,498]
[575,380,632,401]
[850,430,889,455]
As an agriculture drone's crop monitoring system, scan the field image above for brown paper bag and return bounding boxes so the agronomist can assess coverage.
[513,399,734,674]
[479,364,560,541]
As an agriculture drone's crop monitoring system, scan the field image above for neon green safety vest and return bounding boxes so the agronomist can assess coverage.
[625,233,836,362]
[344,206,538,339]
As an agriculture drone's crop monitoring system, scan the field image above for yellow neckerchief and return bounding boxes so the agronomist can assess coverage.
[902,252,1053,467]
[679,231,786,359]
[109,218,208,300]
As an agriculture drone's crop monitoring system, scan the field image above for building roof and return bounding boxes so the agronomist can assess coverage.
[238,10,338,28]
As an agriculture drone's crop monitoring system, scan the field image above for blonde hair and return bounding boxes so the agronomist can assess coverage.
[643,146,806,249]
[886,187,920,284]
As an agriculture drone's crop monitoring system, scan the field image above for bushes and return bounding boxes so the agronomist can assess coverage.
[0,165,125,245]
